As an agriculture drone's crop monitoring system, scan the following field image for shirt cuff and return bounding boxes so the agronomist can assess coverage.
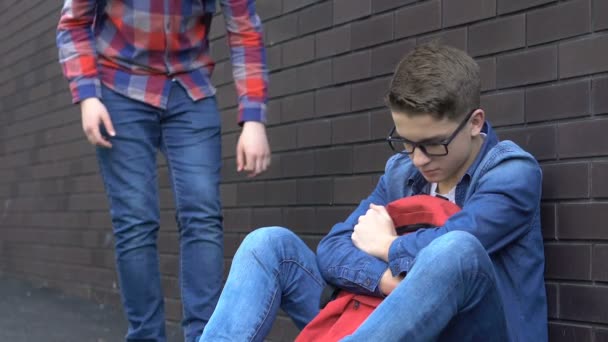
[388,236,415,276]
[237,98,266,125]
[69,77,101,104]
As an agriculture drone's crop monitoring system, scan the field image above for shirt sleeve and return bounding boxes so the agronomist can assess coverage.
[316,175,392,297]
[220,0,269,125]
[387,156,543,276]
[56,0,101,104]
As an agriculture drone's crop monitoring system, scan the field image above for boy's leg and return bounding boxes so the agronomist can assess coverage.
[96,86,166,341]
[159,85,223,342]
[344,231,509,342]
[200,227,326,342]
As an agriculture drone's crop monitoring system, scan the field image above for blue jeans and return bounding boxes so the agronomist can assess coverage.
[97,83,223,342]
[200,228,509,341]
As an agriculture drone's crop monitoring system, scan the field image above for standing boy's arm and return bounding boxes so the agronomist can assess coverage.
[219,0,268,125]
[220,0,271,177]
[56,0,101,104]
[387,154,542,277]
[316,175,393,297]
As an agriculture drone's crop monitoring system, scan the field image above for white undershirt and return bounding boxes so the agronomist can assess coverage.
[430,183,456,203]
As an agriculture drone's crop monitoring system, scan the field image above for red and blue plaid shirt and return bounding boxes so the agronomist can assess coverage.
[57,0,268,124]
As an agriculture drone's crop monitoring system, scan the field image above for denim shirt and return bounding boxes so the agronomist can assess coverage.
[316,122,548,341]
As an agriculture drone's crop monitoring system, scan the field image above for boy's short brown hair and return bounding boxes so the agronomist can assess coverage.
[386,43,480,121]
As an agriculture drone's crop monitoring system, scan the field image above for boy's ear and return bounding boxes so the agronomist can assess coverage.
[470,109,485,136]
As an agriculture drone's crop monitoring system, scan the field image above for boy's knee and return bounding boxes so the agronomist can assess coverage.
[240,226,297,250]
[425,230,485,261]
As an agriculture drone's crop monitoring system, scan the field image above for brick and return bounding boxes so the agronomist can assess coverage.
[209,13,225,40]
[265,13,299,45]
[443,0,496,27]
[251,208,283,228]
[316,207,354,231]
[560,35,608,78]
[595,0,608,31]
[297,119,331,148]
[497,125,556,161]
[295,60,333,92]
[332,113,371,144]
[544,243,591,280]
[558,119,608,158]
[546,282,558,318]
[314,146,353,175]
[333,51,372,84]
[351,12,393,50]
[394,0,441,39]
[281,92,315,122]
[297,178,333,205]
[592,76,608,114]
[268,124,297,152]
[298,1,333,35]
[223,208,252,233]
[264,180,297,205]
[220,183,237,207]
[496,45,558,88]
[266,45,282,71]
[315,25,351,59]
[418,27,467,52]
[210,36,230,62]
[333,176,375,204]
[371,39,415,76]
[281,150,315,177]
[469,15,525,57]
[266,100,282,126]
[526,80,590,122]
[370,108,394,139]
[351,77,390,111]
[269,68,298,97]
[558,203,608,240]
[282,36,316,67]
[481,90,524,127]
[315,85,351,117]
[237,182,265,206]
[497,0,555,14]
[283,0,318,13]
[216,83,238,110]
[596,329,608,342]
[592,244,608,281]
[256,0,282,20]
[283,207,316,234]
[353,142,393,173]
[541,162,589,199]
[527,0,591,46]
[333,0,372,25]
[560,284,608,324]
[477,57,496,91]
[548,323,593,342]
[592,162,608,198]
[372,0,417,13]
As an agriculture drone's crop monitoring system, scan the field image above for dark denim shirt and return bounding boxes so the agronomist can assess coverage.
[316,122,548,341]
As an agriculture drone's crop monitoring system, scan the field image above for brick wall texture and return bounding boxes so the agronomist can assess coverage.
[1,0,607,340]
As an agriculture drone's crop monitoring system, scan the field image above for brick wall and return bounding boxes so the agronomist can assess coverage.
[0,0,607,341]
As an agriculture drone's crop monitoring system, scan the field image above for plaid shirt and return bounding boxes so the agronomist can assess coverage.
[57,0,268,124]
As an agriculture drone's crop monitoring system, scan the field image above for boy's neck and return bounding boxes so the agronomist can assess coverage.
[437,135,484,193]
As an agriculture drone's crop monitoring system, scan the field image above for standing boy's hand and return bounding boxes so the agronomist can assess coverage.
[80,97,115,148]
[236,121,271,177]
[352,204,397,262]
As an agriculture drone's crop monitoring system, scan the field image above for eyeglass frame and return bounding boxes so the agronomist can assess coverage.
[386,109,477,157]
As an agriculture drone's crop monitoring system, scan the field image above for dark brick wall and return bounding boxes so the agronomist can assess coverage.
[0,0,607,340]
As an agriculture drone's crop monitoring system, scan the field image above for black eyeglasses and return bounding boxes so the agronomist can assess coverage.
[386,109,476,157]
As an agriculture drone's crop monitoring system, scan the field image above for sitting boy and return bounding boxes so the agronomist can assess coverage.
[199,43,547,341]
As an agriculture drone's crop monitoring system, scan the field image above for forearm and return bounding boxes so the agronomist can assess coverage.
[56,0,100,103]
